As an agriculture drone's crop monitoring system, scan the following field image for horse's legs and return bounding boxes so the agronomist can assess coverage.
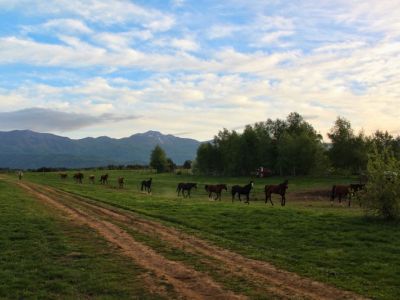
[269,194,274,206]
[281,194,286,206]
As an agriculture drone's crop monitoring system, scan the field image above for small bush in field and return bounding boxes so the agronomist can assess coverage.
[360,147,400,220]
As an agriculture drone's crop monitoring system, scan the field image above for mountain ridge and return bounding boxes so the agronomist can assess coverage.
[0,130,201,169]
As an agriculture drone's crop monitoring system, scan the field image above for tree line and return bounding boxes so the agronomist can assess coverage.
[194,112,400,176]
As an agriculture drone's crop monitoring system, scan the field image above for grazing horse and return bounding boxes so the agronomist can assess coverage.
[118,177,124,189]
[89,175,95,184]
[331,184,365,207]
[177,182,197,198]
[264,180,289,206]
[59,173,68,179]
[99,174,109,184]
[205,184,227,201]
[141,178,152,193]
[231,181,254,204]
[73,172,84,184]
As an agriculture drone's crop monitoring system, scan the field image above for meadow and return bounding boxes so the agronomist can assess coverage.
[0,176,173,299]
[11,169,398,299]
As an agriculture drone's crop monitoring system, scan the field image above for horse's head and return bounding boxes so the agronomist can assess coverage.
[223,184,228,190]
[250,181,254,187]
[193,183,198,189]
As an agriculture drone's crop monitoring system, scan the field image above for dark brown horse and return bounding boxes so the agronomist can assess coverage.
[73,172,84,184]
[99,173,108,184]
[205,184,227,201]
[265,180,288,206]
[118,177,124,189]
[141,178,152,193]
[89,175,95,184]
[231,181,254,204]
[331,184,365,207]
[177,182,197,198]
[59,172,68,179]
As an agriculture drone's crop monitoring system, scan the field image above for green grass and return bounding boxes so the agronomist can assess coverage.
[0,178,167,299]
[13,170,400,299]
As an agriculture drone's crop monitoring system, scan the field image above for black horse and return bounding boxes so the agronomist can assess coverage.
[231,181,254,204]
[141,178,152,193]
[177,182,197,198]
[265,180,288,206]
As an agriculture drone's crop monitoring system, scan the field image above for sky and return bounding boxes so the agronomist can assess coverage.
[0,0,399,141]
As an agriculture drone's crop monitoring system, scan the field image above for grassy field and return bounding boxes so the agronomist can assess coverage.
[4,170,400,299]
[0,177,171,299]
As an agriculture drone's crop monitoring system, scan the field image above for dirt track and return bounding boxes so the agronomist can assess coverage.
[17,181,366,300]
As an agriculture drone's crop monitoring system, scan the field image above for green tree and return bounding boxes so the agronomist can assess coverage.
[360,147,400,220]
[328,117,368,173]
[183,160,192,169]
[150,145,167,173]
[166,158,176,172]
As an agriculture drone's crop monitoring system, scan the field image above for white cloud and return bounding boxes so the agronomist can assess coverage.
[1,0,176,32]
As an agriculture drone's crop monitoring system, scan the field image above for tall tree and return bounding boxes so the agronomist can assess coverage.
[328,117,367,172]
[150,145,167,173]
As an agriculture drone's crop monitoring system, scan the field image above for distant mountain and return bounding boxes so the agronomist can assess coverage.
[0,130,201,169]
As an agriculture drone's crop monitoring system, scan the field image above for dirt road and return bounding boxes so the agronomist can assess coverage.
[17,181,366,300]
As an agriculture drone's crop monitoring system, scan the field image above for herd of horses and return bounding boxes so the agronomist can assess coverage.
[58,172,365,206]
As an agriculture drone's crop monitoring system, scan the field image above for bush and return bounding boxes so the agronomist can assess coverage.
[360,147,400,220]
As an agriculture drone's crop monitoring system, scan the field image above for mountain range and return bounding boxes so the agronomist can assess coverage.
[0,130,201,169]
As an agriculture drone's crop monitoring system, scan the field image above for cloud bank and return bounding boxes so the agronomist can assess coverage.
[0,108,138,132]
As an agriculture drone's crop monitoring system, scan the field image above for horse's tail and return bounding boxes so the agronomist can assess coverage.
[331,185,336,201]
[204,185,208,191]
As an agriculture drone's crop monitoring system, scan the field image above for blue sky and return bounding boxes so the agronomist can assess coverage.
[0,0,399,140]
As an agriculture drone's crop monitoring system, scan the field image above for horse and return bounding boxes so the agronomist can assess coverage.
[18,171,23,180]
[264,180,288,206]
[59,173,68,179]
[177,182,197,198]
[99,173,108,184]
[89,175,95,184]
[205,184,227,201]
[73,172,84,184]
[331,184,365,207]
[118,177,124,189]
[231,181,254,204]
[141,178,152,193]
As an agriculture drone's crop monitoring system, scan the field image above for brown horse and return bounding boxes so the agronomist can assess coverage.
[89,175,95,184]
[99,173,108,184]
[59,172,68,179]
[73,172,84,184]
[118,177,124,188]
[205,184,227,201]
[331,184,365,207]
[265,180,288,206]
